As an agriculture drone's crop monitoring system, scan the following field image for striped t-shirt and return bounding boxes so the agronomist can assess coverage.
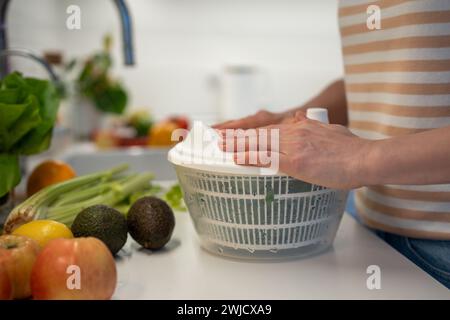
[339,0,450,239]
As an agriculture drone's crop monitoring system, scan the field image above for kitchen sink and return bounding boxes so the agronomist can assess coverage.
[58,144,176,180]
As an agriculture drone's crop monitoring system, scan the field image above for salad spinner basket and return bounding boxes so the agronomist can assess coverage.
[173,166,347,260]
[169,110,348,260]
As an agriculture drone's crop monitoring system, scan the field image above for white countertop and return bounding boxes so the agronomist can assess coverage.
[32,144,449,299]
[114,212,450,300]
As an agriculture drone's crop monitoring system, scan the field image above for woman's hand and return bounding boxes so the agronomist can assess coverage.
[213,110,295,130]
[219,112,373,190]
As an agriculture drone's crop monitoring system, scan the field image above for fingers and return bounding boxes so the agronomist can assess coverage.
[233,151,275,168]
[219,127,280,153]
[213,120,242,130]
[214,108,316,129]
[213,116,259,130]
[233,151,290,174]
[294,110,308,122]
[217,117,327,155]
[213,110,281,129]
[279,110,306,124]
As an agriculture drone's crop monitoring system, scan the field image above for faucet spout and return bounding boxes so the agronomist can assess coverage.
[113,0,135,66]
[0,48,59,83]
[0,0,10,76]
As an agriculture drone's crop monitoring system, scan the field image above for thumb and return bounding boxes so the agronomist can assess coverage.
[294,110,308,122]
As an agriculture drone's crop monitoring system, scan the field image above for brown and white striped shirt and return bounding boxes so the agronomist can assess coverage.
[339,0,450,239]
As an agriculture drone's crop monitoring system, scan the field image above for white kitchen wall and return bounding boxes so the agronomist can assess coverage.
[8,0,343,123]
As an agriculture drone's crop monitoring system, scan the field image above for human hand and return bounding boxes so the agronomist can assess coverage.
[219,112,372,190]
[213,110,295,130]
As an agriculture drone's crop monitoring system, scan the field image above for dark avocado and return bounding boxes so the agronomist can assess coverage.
[127,196,175,250]
[71,205,128,255]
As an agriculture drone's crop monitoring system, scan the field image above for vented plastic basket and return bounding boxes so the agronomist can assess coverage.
[174,165,348,260]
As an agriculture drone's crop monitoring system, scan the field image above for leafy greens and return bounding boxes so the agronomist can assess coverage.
[0,72,60,197]
[75,35,128,115]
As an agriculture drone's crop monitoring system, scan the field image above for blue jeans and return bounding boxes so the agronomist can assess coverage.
[346,191,450,290]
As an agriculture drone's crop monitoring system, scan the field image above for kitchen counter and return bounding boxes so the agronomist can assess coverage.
[114,212,450,300]
[25,144,449,299]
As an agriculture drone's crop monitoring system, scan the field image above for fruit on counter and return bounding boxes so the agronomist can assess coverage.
[4,164,154,233]
[148,120,180,147]
[116,136,149,148]
[71,205,127,255]
[94,128,149,149]
[12,220,73,248]
[27,160,77,197]
[0,257,13,300]
[93,130,119,149]
[93,110,153,149]
[127,110,153,137]
[127,184,163,209]
[147,115,189,147]
[127,197,175,250]
[93,113,189,149]
[31,237,117,300]
[0,235,40,299]
[168,116,189,130]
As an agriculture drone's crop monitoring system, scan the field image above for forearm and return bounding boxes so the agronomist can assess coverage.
[362,126,450,186]
[284,79,348,125]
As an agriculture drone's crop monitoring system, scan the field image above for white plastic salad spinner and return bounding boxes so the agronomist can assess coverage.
[168,108,348,261]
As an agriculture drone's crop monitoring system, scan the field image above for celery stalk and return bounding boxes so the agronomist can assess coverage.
[3,164,129,233]
[51,175,134,207]
[45,172,154,226]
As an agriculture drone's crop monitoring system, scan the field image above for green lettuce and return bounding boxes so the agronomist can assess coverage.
[0,72,60,197]
[0,154,20,199]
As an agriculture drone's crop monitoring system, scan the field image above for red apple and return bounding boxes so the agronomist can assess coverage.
[0,257,12,300]
[0,235,40,299]
[31,237,117,300]
[169,116,190,130]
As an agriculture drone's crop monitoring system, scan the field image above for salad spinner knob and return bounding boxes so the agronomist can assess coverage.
[306,108,330,124]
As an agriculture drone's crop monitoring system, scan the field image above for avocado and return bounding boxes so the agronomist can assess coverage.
[71,205,128,255]
[127,196,175,250]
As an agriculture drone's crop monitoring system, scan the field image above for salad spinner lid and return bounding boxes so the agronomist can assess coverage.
[168,121,270,175]
[167,108,329,176]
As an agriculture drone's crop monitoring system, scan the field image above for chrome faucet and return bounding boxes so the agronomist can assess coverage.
[0,48,60,83]
[113,0,135,66]
[0,0,135,77]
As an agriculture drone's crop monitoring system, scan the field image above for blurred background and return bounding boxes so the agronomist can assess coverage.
[1,0,344,222]
[9,0,343,125]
